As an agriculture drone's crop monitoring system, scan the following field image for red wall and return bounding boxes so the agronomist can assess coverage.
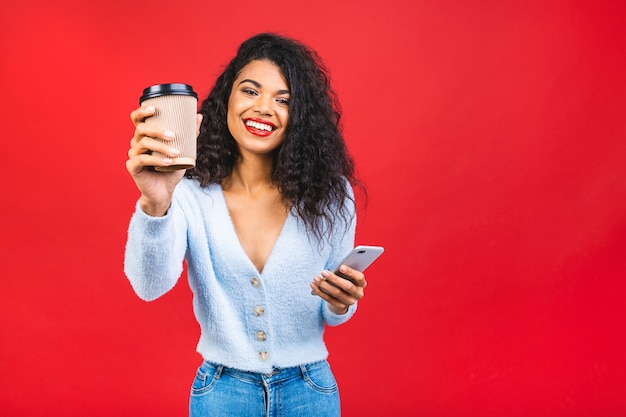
[1,0,625,416]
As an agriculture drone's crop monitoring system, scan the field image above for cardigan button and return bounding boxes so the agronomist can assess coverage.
[253,305,265,316]
[251,277,260,287]
[259,351,268,361]
[256,331,267,341]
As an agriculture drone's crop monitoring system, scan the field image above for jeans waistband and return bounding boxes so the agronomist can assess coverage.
[203,360,326,384]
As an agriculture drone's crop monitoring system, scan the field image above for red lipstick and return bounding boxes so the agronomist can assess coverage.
[244,118,277,137]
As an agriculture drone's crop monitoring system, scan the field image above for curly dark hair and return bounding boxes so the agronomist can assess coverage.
[187,33,362,240]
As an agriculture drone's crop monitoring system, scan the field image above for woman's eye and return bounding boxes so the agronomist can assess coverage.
[242,88,257,96]
[277,98,290,106]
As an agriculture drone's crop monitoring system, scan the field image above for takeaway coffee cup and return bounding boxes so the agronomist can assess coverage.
[139,83,198,171]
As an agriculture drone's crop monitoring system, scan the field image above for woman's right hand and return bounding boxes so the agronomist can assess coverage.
[126,106,194,217]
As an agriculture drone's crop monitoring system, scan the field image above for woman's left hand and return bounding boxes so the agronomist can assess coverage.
[310,265,367,314]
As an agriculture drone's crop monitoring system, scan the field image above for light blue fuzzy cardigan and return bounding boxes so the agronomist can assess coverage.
[124,178,357,373]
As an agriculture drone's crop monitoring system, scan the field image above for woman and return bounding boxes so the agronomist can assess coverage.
[124,33,366,417]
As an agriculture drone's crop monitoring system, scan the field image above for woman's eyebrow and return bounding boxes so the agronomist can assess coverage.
[239,79,290,95]
[239,79,261,88]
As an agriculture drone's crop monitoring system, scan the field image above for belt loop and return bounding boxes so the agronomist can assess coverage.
[214,364,224,381]
[299,364,309,382]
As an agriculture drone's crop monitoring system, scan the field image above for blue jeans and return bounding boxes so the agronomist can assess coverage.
[189,360,340,417]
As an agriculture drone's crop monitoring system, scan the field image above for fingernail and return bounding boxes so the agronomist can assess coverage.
[164,130,176,139]
[169,148,181,156]
[321,270,330,279]
[339,265,347,273]
[162,158,173,164]
[145,106,155,112]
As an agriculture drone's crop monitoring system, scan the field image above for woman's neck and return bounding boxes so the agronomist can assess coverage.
[223,153,275,195]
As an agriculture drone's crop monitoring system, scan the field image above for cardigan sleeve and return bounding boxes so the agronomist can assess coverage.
[123,199,188,301]
[322,183,358,326]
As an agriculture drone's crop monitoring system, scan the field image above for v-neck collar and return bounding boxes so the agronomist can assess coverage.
[215,184,291,276]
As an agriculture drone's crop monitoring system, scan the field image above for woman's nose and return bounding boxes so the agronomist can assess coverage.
[254,95,273,115]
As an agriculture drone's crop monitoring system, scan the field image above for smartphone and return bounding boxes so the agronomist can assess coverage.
[334,245,384,281]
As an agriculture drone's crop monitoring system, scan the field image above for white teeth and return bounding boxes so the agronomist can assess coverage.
[245,120,273,132]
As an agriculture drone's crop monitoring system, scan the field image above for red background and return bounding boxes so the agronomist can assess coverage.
[1,0,625,416]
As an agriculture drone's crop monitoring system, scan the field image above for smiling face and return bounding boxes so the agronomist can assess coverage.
[227,59,290,158]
